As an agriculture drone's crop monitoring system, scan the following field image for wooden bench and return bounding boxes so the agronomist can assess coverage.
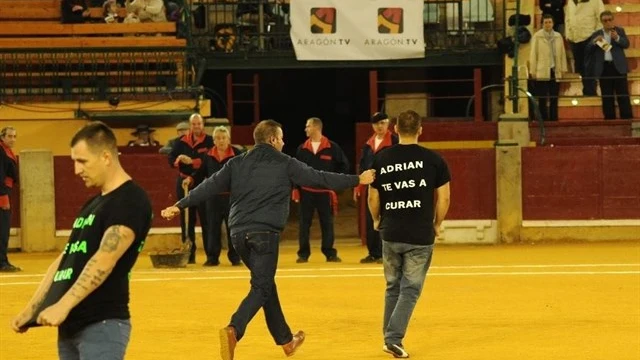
[0,22,178,36]
[0,0,127,21]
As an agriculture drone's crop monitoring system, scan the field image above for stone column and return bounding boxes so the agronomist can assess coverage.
[19,150,57,252]
[495,143,522,243]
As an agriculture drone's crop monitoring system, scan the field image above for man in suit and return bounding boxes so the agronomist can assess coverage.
[585,10,633,120]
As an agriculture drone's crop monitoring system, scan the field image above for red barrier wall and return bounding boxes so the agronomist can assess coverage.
[522,146,640,220]
[54,154,182,230]
[439,149,497,219]
[354,121,497,171]
[9,182,20,227]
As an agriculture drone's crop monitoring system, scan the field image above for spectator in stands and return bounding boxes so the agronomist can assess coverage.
[0,127,21,272]
[125,0,167,23]
[103,0,121,23]
[128,125,160,147]
[539,0,567,35]
[159,122,189,155]
[61,0,91,24]
[530,14,568,121]
[565,0,605,96]
[586,10,633,120]
[355,112,398,263]
[293,117,349,263]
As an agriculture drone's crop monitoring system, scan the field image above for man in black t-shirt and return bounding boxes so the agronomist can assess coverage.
[368,110,451,359]
[11,122,152,360]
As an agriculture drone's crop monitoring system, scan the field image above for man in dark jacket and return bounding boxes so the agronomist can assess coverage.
[199,126,243,266]
[354,112,398,263]
[161,119,375,360]
[168,113,214,263]
[0,126,21,272]
[585,10,633,120]
[293,117,350,263]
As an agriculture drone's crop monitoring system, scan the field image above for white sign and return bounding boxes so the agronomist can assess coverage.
[290,0,425,61]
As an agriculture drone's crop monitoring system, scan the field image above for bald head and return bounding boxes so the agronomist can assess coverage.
[189,113,204,136]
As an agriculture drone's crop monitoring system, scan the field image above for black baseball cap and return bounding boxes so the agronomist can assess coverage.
[370,112,389,123]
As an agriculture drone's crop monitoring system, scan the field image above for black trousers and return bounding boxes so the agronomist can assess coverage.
[0,208,10,264]
[362,187,382,258]
[176,177,208,262]
[229,231,293,345]
[570,40,597,96]
[600,62,633,120]
[297,190,337,260]
[534,69,560,121]
[205,195,239,264]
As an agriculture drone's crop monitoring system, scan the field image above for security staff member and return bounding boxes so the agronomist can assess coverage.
[293,117,350,263]
[169,114,213,264]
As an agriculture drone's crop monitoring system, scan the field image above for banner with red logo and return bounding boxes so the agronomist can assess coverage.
[290,0,425,61]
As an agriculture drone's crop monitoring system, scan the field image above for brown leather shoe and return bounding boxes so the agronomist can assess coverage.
[282,330,305,357]
[219,326,237,360]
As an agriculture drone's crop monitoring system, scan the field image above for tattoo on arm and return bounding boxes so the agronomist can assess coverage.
[100,225,122,253]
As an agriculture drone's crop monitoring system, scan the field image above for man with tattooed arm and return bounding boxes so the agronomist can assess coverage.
[10,122,152,360]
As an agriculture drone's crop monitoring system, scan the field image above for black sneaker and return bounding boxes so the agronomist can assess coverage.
[296,257,308,263]
[326,256,342,263]
[360,255,382,264]
[383,343,409,358]
[230,260,243,266]
[0,263,21,272]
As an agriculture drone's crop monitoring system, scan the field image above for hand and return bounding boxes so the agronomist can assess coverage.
[373,217,380,231]
[594,35,604,43]
[0,204,9,210]
[352,188,360,202]
[10,311,32,333]
[72,5,83,11]
[82,9,91,17]
[37,302,71,327]
[178,155,193,165]
[161,206,180,220]
[610,30,619,41]
[434,223,443,238]
[182,177,192,188]
[358,169,375,185]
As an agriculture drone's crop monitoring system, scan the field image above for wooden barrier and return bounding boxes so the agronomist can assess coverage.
[0,22,177,36]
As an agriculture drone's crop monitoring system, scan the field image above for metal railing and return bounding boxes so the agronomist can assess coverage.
[189,0,503,57]
[0,47,193,102]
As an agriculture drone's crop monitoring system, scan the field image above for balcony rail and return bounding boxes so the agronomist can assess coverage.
[0,47,193,102]
[189,0,503,58]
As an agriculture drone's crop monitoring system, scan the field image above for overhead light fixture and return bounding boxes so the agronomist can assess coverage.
[615,6,622,12]
[571,98,579,106]
[634,98,640,105]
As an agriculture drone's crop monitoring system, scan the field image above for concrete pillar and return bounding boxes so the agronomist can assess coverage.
[495,143,522,243]
[498,113,530,146]
[632,121,640,138]
[19,150,57,252]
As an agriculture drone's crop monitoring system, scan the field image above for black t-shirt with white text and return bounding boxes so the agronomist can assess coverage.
[30,180,152,336]
[371,144,450,245]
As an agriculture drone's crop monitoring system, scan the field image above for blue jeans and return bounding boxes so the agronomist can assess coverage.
[229,231,293,345]
[58,319,131,360]
[382,240,433,345]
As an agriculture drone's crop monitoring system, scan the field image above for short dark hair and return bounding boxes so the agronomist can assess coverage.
[0,126,16,139]
[541,14,554,23]
[70,121,118,154]
[253,119,282,144]
[396,110,421,136]
[600,10,614,20]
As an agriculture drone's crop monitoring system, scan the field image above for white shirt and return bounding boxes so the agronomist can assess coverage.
[603,29,613,62]
[374,137,383,151]
[311,141,321,154]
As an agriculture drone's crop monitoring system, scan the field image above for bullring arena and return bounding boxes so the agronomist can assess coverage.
[2,0,640,358]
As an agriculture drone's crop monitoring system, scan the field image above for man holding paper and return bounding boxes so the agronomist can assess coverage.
[586,10,633,120]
